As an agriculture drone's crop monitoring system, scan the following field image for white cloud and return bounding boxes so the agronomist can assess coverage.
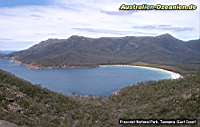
[0,0,199,50]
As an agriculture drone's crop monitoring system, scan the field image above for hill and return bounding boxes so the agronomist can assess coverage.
[0,51,14,59]
[0,69,199,127]
[11,34,200,70]
[0,51,4,58]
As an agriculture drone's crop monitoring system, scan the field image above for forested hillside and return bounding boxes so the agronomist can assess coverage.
[0,70,199,127]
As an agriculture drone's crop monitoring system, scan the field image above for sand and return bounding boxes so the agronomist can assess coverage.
[99,65,182,79]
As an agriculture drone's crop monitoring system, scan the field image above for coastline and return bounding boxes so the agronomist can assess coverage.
[99,64,183,79]
[9,57,182,79]
[99,64,183,96]
[1,59,183,97]
[10,57,98,70]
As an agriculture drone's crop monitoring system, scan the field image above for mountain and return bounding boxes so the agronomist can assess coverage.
[12,34,200,68]
[0,50,16,55]
[0,69,200,127]
[0,51,16,59]
[0,53,4,59]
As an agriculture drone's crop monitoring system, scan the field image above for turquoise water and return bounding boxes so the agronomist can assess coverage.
[0,60,172,96]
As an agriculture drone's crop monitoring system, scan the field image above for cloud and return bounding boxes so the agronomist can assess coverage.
[73,27,157,36]
[0,38,13,41]
[29,14,43,19]
[0,0,199,50]
[100,10,136,16]
[0,40,36,51]
[132,25,194,32]
[73,28,131,35]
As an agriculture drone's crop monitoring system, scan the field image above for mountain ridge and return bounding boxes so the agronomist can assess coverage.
[11,34,200,69]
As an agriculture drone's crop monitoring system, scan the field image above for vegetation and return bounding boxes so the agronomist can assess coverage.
[12,34,200,71]
[0,69,199,127]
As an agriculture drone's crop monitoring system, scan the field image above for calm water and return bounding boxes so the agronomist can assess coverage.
[0,60,172,96]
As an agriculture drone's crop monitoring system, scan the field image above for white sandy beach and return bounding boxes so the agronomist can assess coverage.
[99,65,182,79]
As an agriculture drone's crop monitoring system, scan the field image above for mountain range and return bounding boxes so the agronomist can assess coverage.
[11,34,200,68]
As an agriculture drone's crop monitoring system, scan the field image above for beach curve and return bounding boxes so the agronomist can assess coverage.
[99,64,183,79]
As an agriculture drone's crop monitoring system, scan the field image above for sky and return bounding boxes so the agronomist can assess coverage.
[0,0,199,50]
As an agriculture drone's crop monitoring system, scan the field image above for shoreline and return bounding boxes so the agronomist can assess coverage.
[1,59,183,97]
[100,64,183,96]
[8,58,183,79]
[99,64,183,79]
[9,57,99,70]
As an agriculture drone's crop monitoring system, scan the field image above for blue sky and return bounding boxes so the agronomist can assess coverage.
[0,0,50,7]
[0,0,199,50]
